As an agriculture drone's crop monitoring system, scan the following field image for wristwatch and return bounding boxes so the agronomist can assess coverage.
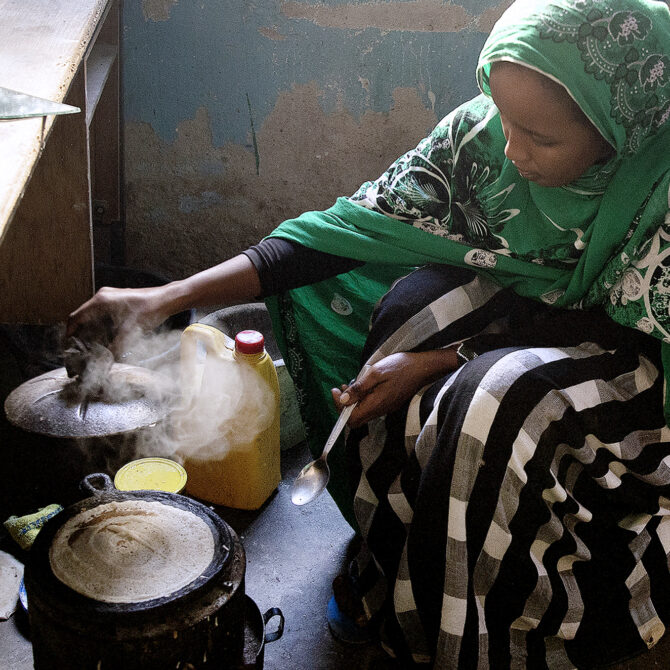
[456,341,479,364]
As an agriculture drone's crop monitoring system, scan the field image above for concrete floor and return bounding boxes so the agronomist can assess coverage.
[0,440,398,670]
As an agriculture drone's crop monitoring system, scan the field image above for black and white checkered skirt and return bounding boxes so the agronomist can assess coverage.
[346,265,670,669]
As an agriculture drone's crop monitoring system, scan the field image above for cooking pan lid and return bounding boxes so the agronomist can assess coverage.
[4,363,174,438]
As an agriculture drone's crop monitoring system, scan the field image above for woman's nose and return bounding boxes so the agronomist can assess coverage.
[504,129,529,163]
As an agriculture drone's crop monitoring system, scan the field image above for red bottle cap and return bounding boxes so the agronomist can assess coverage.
[235,330,265,354]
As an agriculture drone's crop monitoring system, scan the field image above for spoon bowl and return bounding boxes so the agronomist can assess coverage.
[291,458,330,505]
[290,403,356,506]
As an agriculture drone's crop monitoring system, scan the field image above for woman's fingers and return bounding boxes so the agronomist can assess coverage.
[331,382,359,409]
[331,363,387,425]
[331,386,345,411]
[66,286,170,356]
[332,376,369,406]
[67,287,125,338]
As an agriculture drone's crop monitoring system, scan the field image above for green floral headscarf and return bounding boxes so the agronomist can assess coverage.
[475,0,670,306]
[479,0,670,157]
[266,0,670,519]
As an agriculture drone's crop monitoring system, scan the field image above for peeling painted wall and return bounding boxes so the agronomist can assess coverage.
[123,0,512,278]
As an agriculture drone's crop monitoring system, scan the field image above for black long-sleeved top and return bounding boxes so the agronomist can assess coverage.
[242,237,363,297]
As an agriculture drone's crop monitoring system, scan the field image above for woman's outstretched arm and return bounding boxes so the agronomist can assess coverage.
[66,254,262,349]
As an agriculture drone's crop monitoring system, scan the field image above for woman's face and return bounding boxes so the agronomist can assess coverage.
[488,61,613,188]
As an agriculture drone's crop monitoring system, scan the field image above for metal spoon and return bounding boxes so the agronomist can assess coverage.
[290,402,357,506]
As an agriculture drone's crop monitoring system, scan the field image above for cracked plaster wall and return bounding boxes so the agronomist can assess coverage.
[124,0,511,279]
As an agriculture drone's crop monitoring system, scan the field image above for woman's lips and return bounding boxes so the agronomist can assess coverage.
[515,165,539,180]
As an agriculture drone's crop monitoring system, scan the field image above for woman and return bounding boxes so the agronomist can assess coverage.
[69,0,670,665]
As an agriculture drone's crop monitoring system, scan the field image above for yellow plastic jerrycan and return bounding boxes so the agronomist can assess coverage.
[176,323,281,509]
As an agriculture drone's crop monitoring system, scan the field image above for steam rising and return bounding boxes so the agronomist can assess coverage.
[107,325,275,465]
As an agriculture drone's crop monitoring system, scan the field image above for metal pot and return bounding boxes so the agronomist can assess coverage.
[24,473,247,670]
[3,361,176,509]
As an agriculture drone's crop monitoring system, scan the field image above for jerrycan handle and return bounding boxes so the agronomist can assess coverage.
[180,323,234,400]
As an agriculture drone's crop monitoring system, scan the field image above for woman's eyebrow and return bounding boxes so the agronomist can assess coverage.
[500,111,559,141]
[516,116,558,140]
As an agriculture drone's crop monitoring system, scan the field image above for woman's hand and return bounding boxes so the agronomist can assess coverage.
[331,348,460,428]
[66,254,263,355]
[66,285,173,355]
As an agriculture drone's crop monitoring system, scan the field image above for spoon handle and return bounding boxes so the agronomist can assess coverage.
[322,403,357,458]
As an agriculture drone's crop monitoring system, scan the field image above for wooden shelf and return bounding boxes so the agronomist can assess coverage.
[86,42,118,127]
[0,0,120,324]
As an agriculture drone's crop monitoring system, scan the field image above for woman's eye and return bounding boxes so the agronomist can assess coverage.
[532,135,557,147]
